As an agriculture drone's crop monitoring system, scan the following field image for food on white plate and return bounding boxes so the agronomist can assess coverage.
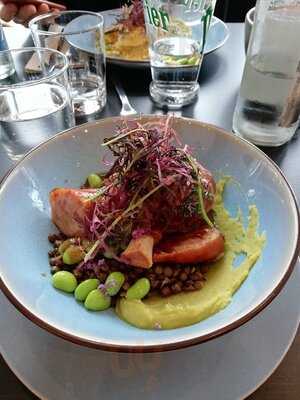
[105,0,149,61]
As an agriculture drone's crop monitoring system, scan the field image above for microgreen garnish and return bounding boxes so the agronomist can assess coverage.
[184,153,213,228]
[83,117,215,265]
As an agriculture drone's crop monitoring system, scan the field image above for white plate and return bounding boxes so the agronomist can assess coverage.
[1,264,299,400]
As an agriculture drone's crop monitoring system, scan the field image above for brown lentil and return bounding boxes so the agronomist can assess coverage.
[54,239,63,248]
[154,265,163,275]
[48,249,58,258]
[49,256,63,267]
[161,277,171,287]
[173,269,180,277]
[171,282,182,294]
[201,266,209,274]
[179,272,188,281]
[48,233,211,298]
[184,284,195,292]
[161,286,172,297]
[98,272,107,282]
[191,272,203,281]
[164,266,173,277]
[147,273,156,281]
[100,263,109,273]
[48,233,64,243]
[194,281,204,290]
[151,280,160,289]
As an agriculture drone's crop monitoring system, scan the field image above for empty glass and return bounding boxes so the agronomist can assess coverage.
[29,11,106,117]
[0,47,74,160]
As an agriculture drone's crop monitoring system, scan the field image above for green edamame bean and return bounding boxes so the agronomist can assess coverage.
[84,289,111,311]
[87,173,103,188]
[52,271,77,293]
[126,278,150,300]
[75,279,100,301]
[105,272,125,296]
[58,239,73,255]
[63,245,85,265]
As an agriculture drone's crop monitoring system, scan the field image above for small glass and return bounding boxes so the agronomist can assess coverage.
[233,0,300,147]
[143,0,217,109]
[29,11,106,117]
[0,47,74,160]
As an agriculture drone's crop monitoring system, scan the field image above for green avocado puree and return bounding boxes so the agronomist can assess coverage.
[116,178,266,330]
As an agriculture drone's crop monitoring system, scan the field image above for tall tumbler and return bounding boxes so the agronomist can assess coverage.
[30,11,106,117]
[233,0,300,146]
[143,0,217,109]
[0,47,74,160]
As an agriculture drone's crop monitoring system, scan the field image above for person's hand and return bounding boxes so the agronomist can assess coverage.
[0,2,59,25]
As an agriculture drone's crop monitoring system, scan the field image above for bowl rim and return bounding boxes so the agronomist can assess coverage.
[0,116,299,353]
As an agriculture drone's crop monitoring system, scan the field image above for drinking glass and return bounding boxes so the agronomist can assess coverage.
[0,47,74,160]
[0,24,14,79]
[143,0,217,109]
[233,0,300,146]
[29,11,106,116]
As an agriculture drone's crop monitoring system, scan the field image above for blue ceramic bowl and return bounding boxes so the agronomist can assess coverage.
[0,116,299,352]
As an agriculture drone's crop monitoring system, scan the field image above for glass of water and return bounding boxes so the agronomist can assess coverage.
[143,0,216,109]
[0,47,74,160]
[233,0,300,146]
[29,11,106,117]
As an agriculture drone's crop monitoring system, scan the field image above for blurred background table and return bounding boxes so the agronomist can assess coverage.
[0,23,299,400]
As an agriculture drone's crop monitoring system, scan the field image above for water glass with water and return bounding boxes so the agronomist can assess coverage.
[233,0,300,146]
[143,0,217,108]
[29,11,106,117]
[0,47,74,160]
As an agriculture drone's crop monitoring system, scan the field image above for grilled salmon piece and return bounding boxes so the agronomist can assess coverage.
[50,188,97,238]
[121,234,154,269]
[120,231,162,268]
[153,227,225,264]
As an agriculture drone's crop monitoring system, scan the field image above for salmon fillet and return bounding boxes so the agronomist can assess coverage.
[121,234,154,269]
[120,231,162,268]
[153,227,225,264]
[50,188,97,238]
[120,228,224,268]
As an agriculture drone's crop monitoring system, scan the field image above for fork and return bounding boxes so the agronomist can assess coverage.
[112,75,138,116]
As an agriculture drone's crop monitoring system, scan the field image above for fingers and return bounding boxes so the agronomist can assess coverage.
[0,3,18,22]
[16,4,37,23]
[37,3,50,14]
[0,2,61,25]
